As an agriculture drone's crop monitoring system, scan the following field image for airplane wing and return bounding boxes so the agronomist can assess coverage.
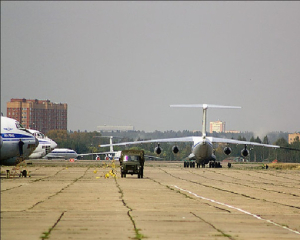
[207,137,280,149]
[145,155,165,160]
[78,151,115,156]
[99,135,287,150]
[99,136,197,147]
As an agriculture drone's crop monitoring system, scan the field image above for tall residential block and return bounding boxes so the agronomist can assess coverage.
[7,98,67,133]
[210,120,225,133]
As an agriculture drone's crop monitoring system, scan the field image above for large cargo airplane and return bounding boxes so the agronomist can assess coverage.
[28,129,57,159]
[1,116,39,166]
[99,104,288,167]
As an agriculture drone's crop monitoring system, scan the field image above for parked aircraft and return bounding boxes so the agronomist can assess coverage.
[43,146,119,160]
[44,148,78,160]
[97,136,121,160]
[1,116,39,166]
[99,136,163,160]
[99,104,287,167]
[28,129,57,159]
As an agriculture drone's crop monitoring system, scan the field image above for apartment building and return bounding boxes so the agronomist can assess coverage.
[210,120,226,133]
[7,98,67,133]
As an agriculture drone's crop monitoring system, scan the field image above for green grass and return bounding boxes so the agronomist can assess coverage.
[40,228,51,239]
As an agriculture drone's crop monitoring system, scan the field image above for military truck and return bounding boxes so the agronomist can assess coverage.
[120,149,145,178]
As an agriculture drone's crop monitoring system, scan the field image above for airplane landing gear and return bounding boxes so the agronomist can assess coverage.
[209,161,222,168]
[19,170,27,177]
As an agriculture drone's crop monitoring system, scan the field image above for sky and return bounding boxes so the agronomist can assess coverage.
[1,1,300,135]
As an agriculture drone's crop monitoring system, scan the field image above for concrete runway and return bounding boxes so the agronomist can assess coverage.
[1,161,300,239]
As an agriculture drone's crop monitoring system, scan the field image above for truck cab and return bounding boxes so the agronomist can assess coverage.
[120,149,145,178]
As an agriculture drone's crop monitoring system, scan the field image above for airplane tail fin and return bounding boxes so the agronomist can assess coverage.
[98,136,114,152]
[170,104,241,137]
[109,137,113,153]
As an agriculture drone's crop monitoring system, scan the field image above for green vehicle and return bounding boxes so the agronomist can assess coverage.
[120,150,145,178]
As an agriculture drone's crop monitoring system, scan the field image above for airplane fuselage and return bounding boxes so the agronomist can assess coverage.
[28,129,57,159]
[44,148,78,160]
[1,117,39,166]
[29,141,52,159]
[191,138,216,164]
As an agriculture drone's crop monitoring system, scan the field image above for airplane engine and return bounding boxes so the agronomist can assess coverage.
[223,146,231,155]
[154,144,162,155]
[172,145,179,154]
[241,147,249,157]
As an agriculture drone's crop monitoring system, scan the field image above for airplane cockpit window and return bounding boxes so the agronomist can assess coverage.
[15,122,25,130]
[15,122,32,134]
[32,132,45,139]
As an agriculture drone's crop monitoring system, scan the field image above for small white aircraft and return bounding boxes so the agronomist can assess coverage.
[43,147,116,160]
[99,136,163,160]
[43,148,78,160]
[28,129,57,159]
[100,104,284,167]
[97,136,121,160]
[1,116,39,166]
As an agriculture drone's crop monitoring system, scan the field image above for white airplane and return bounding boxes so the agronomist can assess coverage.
[99,136,164,160]
[100,104,284,167]
[28,129,57,159]
[97,136,121,160]
[44,136,122,161]
[1,116,39,166]
[43,147,111,160]
[43,148,78,160]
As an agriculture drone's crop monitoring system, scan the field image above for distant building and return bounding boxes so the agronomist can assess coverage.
[7,98,67,133]
[97,125,134,132]
[210,120,225,133]
[288,133,300,144]
[225,130,241,134]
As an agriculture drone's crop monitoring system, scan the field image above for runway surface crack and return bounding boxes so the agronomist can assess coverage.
[148,175,231,213]
[27,167,90,211]
[114,177,145,240]
[40,211,66,240]
[161,168,300,210]
[190,212,235,239]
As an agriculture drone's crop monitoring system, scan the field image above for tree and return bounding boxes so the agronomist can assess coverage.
[262,135,270,161]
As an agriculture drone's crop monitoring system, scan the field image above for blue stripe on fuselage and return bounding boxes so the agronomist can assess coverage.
[2,133,35,141]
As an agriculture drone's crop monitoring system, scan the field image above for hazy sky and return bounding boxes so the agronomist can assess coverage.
[2,2,300,135]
